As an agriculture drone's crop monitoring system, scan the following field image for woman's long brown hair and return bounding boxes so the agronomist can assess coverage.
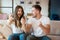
[14,5,24,28]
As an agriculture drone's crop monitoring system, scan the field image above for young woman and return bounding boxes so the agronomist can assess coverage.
[8,5,26,40]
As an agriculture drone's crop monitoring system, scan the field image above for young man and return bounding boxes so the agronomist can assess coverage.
[26,5,51,40]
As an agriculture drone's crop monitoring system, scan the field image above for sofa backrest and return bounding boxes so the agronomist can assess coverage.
[0,20,12,39]
[0,14,8,20]
[50,21,60,34]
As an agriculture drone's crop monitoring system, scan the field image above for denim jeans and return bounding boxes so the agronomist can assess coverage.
[26,35,51,40]
[8,33,26,40]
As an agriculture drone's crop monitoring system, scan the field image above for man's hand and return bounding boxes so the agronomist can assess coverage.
[39,22,43,27]
[39,22,50,34]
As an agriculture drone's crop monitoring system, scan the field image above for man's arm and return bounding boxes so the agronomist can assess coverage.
[39,23,50,35]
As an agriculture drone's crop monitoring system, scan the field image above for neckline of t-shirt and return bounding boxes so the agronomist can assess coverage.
[34,16,43,20]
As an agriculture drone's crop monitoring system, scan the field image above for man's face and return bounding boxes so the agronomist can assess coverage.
[32,7,40,17]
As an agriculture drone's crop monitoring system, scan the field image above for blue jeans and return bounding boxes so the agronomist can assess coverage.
[27,35,51,40]
[8,33,26,40]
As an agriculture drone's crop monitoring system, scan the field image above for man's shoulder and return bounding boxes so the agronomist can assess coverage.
[42,16,50,20]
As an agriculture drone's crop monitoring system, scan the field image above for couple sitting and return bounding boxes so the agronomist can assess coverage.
[8,5,51,40]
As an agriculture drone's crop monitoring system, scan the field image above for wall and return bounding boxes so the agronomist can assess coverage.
[0,0,49,16]
[40,0,49,16]
[14,0,49,16]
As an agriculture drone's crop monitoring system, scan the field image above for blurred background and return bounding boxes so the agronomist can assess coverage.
[0,0,60,40]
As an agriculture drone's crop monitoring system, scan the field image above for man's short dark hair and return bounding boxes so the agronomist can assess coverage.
[32,5,41,11]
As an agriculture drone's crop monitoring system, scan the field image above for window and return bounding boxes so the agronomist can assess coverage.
[0,0,13,14]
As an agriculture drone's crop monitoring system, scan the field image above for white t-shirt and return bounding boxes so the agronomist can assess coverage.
[27,16,50,37]
[10,24,23,34]
[7,20,23,34]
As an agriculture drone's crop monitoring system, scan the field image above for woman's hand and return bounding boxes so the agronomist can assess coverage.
[8,14,14,24]
[21,17,26,25]
[21,17,26,32]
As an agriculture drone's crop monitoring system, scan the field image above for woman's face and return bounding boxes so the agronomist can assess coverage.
[17,8,23,18]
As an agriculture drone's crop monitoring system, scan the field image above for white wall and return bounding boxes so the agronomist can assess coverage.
[0,0,49,16]
[14,0,49,16]
[40,0,49,16]
[14,0,32,16]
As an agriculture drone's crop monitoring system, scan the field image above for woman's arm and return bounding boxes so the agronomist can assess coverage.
[8,14,14,25]
[22,24,26,33]
[6,14,14,31]
[22,24,32,33]
[21,17,27,33]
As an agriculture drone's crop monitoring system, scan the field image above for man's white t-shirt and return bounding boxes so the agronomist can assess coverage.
[27,16,50,37]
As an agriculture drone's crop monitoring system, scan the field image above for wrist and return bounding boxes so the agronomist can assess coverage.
[8,20,11,25]
[22,24,26,26]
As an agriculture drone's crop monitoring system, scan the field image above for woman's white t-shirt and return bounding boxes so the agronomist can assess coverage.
[7,20,23,34]
[27,16,50,37]
[10,24,23,34]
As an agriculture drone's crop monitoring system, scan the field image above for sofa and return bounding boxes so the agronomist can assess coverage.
[0,20,60,40]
